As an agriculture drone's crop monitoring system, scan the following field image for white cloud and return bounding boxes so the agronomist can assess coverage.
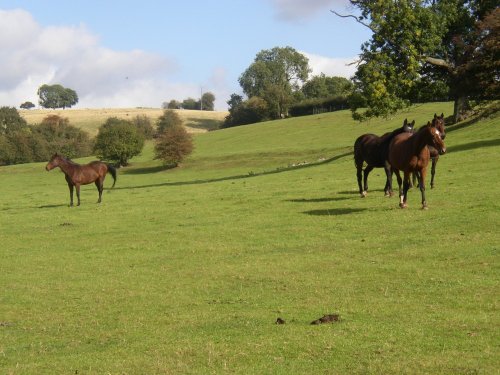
[302,51,357,79]
[0,9,227,109]
[269,0,351,21]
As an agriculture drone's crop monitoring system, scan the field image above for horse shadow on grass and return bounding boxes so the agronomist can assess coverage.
[303,208,367,216]
[38,204,67,209]
[116,150,353,190]
[447,138,500,153]
[286,196,353,203]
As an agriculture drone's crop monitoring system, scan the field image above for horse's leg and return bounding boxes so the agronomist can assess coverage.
[430,156,438,189]
[402,172,410,208]
[394,170,405,208]
[383,161,393,197]
[356,165,365,197]
[67,183,74,207]
[75,184,81,206]
[363,165,373,196]
[419,169,428,209]
[95,179,103,203]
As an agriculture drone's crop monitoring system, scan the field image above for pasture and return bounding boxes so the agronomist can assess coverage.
[19,108,229,135]
[1,102,499,374]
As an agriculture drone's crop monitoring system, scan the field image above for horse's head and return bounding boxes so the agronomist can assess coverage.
[432,113,446,140]
[427,121,446,155]
[46,153,62,171]
[403,118,415,133]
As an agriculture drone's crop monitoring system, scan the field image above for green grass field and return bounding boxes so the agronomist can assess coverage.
[1,102,499,374]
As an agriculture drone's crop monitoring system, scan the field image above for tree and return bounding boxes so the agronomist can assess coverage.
[163,100,181,109]
[201,92,216,111]
[133,115,155,139]
[38,84,79,109]
[93,117,144,166]
[0,106,28,135]
[302,74,353,99]
[32,115,92,159]
[156,109,183,134]
[154,125,194,167]
[239,46,311,119]
[223,96,270,128]
[20,101,35,110]
[335,0,499,122]
[182,98,199,110]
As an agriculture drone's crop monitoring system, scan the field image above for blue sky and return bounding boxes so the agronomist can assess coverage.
[0,0,371,110]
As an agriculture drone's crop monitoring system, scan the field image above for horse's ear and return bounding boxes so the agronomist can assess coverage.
[434,113,437,119]
[411,120,415,126]
[440,113,444,118]
[427,121,432,127]
[404,118,407,125]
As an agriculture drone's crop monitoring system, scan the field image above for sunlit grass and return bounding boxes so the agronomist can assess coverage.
[1,103,498,374]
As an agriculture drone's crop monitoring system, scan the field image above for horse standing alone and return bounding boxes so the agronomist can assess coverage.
[388,122,446,209]
[45,153,117,206]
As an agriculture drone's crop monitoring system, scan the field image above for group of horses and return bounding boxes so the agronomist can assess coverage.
[45,113,447,209]
[354,113,447,209]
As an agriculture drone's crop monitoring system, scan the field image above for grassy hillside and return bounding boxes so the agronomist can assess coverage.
[20,107,229,135]
[1,102,499,374]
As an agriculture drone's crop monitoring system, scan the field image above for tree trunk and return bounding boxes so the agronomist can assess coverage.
[453,96,471,123]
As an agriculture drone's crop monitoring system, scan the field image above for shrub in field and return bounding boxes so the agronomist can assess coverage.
[33,115,92,159]
[156,109,183,134]
[94,117,144,166]
[154,125,193,167]
[133,115,155,139]
[0,106,28,135]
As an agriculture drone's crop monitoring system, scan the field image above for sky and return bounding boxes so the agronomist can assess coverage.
[0,0,371,110]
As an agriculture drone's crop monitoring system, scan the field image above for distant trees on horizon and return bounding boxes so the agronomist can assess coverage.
[163,92,216,111]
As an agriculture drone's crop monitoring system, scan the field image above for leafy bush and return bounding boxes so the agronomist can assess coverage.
[289,96,349,117]
[156,110,183,134]
[33,115,92,159]
[94,117,144,166]
[154,125,193,167]
[133,115,155,139]
[222,96,270,128]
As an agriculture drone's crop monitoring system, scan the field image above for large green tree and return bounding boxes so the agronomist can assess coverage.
[335,0,498,122]
[239,46,311,119]
[93,118,144,166]
[301,74,353,99]
[38,84,79,109]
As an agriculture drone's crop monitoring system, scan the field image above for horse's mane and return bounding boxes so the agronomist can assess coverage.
[57,154,79,166]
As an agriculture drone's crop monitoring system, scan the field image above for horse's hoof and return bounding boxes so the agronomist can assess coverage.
[422,205,429,210]
[399,203,407,209]
[361,191,367,198]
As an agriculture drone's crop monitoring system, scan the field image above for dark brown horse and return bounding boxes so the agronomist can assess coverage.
[354,119,415,198]
[46,153,117,206]
[388,122,446,209]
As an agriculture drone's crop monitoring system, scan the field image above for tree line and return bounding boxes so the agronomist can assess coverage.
[0,107,193,168]
[225,0,498,127]
[162,92,216,111]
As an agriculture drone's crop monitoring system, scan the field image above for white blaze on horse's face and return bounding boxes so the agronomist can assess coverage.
[434,129,441,139]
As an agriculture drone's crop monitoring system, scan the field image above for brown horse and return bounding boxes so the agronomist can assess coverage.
[427,113,446,188]
[388,122,446,209]
[46,153,117,206]
[354,119,415,198]
[411,113,447,188]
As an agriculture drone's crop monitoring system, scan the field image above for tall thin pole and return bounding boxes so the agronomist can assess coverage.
[200,86,203,111]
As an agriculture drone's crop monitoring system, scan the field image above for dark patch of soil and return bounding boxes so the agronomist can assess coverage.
[311,314,340,325]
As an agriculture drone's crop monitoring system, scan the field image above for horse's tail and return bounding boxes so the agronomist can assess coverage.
[353,137,363,168]
[107,164,117,188]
